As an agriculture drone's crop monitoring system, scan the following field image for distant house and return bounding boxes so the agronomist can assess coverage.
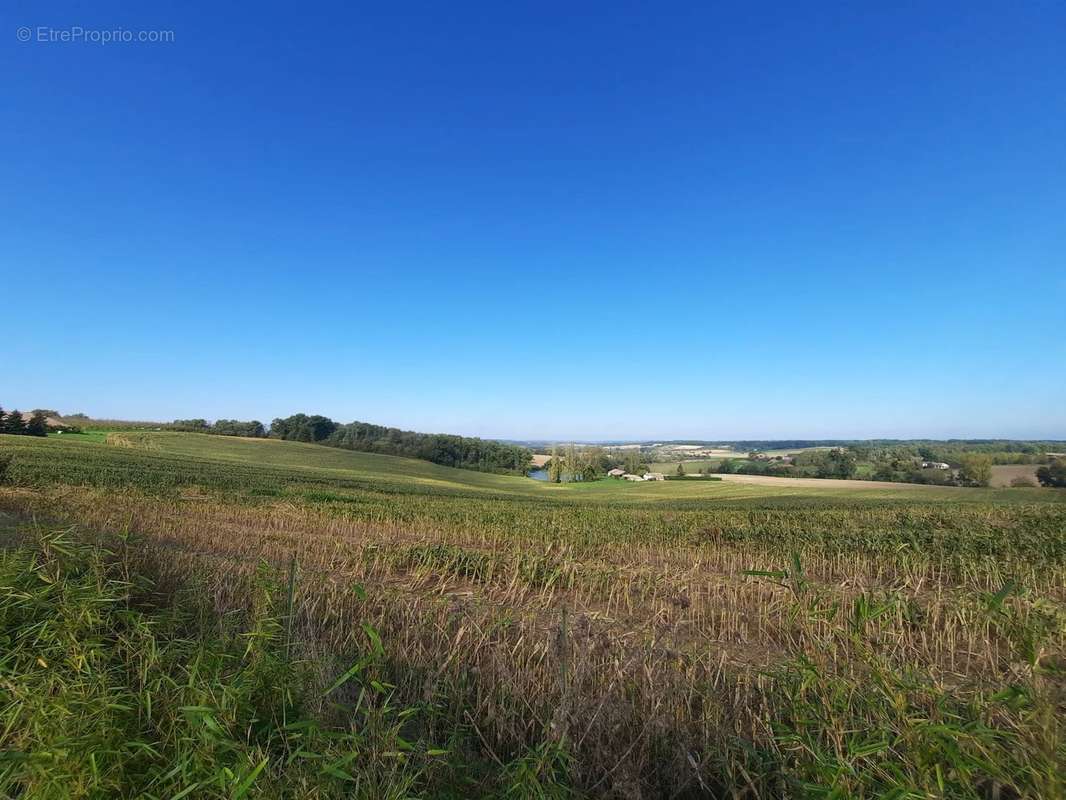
[607,468,626,478]
[642,472,665,481]
[922,461,950,470]
[622,473,644,481]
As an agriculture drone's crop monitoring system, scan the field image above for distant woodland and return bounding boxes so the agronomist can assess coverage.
[269,414,531,474]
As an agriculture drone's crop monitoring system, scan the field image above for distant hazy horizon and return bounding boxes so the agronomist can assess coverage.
[1,401,1063,445]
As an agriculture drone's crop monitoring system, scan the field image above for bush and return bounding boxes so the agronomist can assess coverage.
[1036,459,1066,488]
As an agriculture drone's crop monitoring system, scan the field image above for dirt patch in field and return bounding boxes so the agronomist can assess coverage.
[530,453,552,467]
[989,464,1040,488]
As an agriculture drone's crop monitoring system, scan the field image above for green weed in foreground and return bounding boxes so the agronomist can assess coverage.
[743,561,1066,799]
[0,529,437,799]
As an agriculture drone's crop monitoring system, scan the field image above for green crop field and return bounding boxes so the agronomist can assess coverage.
[5,430,1052,506]
[2,430,1065,798]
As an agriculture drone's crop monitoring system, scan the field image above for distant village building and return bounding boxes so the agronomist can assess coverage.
[607,468,626,478]
[642,472,665,481]
[622,473,643,481]
[922,461,950,470]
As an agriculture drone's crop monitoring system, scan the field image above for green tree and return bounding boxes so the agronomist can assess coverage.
[171,419,210,431]
[26,411,49,437]
[849,444,872,462]
[819,448,857,479]
[958,453,993,487]
[1036,459,1066,488]
[4,410,26,435]
[676,461,685,476]
[565,443,579,481]
[548,445,562,483]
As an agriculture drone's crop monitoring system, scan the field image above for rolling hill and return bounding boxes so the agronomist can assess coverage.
[3,429,1059,506]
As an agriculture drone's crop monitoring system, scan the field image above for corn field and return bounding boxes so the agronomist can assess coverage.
[1,432,1064,798]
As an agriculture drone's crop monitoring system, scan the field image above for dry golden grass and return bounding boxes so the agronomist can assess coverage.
[3,482,1064,798]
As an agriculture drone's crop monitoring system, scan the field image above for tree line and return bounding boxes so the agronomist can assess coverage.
[728,439,1058,462]
[682,447,997,486]
[0,406,54,437]
[542,444,648,482]
[270,414,532,475]
[171,419,267,437]
[2,404,528,475]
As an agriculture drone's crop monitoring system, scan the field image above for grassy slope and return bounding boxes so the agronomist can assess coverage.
[3,431,1059,506]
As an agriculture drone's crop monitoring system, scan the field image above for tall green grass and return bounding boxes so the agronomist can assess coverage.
[0,526,580,799]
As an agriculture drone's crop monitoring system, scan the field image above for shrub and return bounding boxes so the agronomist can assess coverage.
[1036,459,1066,488]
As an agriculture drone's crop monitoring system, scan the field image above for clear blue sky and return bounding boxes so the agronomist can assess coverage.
[3,1,1064,440]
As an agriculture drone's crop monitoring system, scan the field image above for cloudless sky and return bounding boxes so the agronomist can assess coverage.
[3,1,1064,440]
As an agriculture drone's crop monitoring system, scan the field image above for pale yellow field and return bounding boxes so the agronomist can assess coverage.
[989,464,1040,487]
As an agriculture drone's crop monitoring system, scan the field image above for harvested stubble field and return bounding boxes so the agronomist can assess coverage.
[1,431,1065,798]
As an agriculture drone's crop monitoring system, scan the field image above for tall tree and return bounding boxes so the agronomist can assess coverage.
[548,444,562,483]
[676,461,686,476]
[566,443,578,481]
[4,410,26,435]
[958,454,993,487]
[26,412,49,437]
